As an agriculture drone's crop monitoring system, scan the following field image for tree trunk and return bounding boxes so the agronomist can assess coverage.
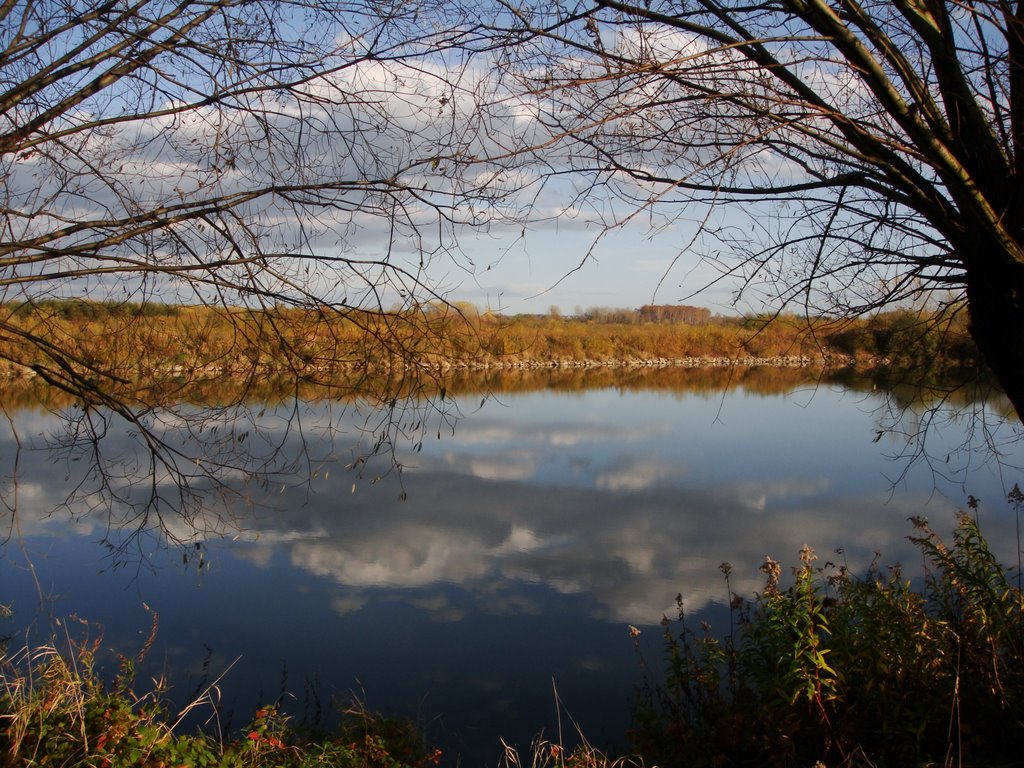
[965,254,1024,423]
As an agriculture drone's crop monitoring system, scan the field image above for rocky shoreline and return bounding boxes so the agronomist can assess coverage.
[422,353,859,370]
[1,353,876,382]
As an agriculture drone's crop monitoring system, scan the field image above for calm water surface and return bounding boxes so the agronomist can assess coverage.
[2,375,1022,762]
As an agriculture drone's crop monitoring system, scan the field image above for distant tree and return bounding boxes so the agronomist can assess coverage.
[476,0,1024,420]
[584,305,637,323]
[639,305,711,325]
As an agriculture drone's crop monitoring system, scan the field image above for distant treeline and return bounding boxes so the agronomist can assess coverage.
[638,305,712,324]
[7,298,181,321]
[551,304,713,324]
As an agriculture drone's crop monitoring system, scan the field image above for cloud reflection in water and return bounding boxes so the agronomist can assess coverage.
[248,467,957,625]
[3,383,1021,761]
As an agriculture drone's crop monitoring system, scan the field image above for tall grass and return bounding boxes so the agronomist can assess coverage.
[0,301,982,390]
[0,613,447,768]
[0,613,638,768]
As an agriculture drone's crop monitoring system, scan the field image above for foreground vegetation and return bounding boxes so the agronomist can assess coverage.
[0,614,626,767]
[0,623,446,768]
[4,496,1023,767]
[632,497,1024,767]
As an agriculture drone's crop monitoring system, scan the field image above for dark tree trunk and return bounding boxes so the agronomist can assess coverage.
[965,254,1024,423]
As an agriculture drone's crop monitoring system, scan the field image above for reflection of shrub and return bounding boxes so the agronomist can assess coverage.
[631,494,1024,767]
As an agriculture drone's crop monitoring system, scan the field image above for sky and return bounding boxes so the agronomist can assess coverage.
[414,209,743,316]
[3,1,784,319]
[6,0,934,321]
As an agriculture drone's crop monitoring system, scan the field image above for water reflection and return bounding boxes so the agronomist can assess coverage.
[238,468,983,626]
[2,375,1022,761]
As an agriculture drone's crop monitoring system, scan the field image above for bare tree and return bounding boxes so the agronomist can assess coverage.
[472,0,1024,421]
[0,0,523,542]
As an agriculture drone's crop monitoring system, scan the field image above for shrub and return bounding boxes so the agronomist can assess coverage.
[631,493,1024,767]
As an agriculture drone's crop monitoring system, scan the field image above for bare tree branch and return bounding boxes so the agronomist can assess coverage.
[467,0,1024,418]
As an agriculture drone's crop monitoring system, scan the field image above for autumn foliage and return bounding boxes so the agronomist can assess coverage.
[0,301,981,393]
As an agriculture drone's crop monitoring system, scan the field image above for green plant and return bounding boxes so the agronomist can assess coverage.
[632,495,1024,767]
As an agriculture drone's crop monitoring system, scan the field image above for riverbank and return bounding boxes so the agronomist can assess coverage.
[0,352,855,380]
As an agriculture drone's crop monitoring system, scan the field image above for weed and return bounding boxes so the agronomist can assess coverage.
[0,619,444,768]
[632,494,1024,767]
[500,733,643,768]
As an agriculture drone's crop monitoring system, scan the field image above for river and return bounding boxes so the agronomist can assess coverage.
[2,368,1022,762]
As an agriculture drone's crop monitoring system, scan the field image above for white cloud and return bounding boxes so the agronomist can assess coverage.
[410,593,467,622]
[331,594,369,616]
[442,450,537,481]
[596,460,682,492]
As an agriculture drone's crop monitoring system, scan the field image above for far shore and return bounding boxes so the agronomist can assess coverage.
[0,353,872,381]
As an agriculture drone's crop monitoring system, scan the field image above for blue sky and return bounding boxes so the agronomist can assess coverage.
[5,4,767,318]
[428,213,742,316]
